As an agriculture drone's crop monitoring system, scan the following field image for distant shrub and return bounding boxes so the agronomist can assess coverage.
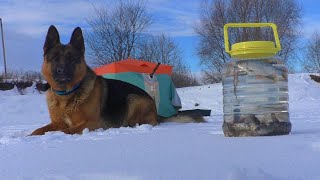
[171,72,200,88]
[36,82,50,92]
[0,82,14,91]
[0,69,46,93]
[0,69,44,83]
[310,74,320,83]
[201,72,222,84]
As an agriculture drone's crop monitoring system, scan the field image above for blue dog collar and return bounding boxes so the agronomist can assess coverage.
[52,82,81,96]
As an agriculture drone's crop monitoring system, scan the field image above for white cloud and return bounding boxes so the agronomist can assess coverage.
[0,29,43,71]
[0,0,103,71]
[0,0,201,38]
[0,0,201,71]
[147,0,200,37]
[0,0,96,37]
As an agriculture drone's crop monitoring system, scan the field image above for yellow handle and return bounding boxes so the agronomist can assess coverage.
[224,23,281,53]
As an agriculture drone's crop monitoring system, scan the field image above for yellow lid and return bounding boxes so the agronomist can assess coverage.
[224,23,281,59]
[230,41,278,58]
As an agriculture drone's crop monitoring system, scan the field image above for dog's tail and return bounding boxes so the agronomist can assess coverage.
[159,110,206,123]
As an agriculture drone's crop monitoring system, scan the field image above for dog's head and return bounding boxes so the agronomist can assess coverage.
[42,25,87,91]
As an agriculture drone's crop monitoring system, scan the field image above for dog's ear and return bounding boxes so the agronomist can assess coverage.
[44,25,60,54]
[70,27,84,53]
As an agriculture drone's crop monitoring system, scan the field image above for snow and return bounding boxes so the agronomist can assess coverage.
[0,73,319,180]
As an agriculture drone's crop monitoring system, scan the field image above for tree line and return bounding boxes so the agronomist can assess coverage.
[86,0,198,87]
[86,0,320,86]
[4,0,316,87]
[196,0,303,83]
[196,0,319,82]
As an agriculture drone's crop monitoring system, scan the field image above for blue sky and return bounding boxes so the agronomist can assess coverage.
[0,0,319,73]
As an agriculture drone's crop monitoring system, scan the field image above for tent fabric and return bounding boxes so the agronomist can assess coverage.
[94,59,173,75]
[94,59,181,118]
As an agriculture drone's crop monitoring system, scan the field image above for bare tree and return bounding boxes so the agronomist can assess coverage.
[139,34,182,66]
[196,0,302,83]
[86,0,151,66]
[138,34,199,87]
[303,32,320,73]
[86,1,197,87]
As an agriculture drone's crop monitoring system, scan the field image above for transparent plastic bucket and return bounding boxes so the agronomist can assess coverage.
[222,57,291,137]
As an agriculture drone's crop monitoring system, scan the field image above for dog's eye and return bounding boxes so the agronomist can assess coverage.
[69,56,76,62]
[50,55,59,62]
[65,53,76,61]
[71,56,81,63]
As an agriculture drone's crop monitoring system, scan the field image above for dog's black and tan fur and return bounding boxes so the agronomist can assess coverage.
[30,26,203,136]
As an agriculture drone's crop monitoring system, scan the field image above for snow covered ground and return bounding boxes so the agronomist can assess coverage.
[0,73,319,180]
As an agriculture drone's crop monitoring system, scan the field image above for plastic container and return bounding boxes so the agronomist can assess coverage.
[222,23,291,137]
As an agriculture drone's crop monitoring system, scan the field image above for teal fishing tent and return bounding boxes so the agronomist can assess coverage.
[94,58,181,117]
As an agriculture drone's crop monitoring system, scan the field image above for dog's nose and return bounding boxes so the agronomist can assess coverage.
[56,67,65,74]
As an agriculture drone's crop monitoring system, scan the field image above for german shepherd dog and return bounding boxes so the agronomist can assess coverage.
[30,26,203,136]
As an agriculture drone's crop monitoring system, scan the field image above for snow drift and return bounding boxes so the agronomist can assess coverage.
[0,73,319,180]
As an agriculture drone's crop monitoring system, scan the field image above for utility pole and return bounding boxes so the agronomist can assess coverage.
[0,18,7,78]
